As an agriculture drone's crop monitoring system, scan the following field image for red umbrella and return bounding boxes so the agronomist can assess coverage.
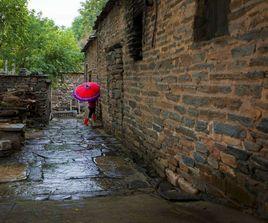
[72,82,100,102]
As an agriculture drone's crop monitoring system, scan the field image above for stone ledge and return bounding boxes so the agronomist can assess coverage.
[0,123,25,132]
[0,164,28,183]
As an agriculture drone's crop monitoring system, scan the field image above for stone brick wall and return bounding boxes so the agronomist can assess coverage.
[0,75,51,126]
[85,0,268,218]
[85,39,98,81]
[93,1,126,133]
[106,44,124,137]
[52,73,85,112]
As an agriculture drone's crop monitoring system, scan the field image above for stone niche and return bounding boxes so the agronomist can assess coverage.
[0,75,51,127]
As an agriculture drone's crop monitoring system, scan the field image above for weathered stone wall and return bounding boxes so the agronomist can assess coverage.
[106,44,124,137]
[0,75,51,126]
[86,40,98,81]
[93,1,126,133]
[85,0,268,218]
[52,73,85,112]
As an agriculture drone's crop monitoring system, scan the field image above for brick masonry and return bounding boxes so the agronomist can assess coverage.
[0,75,51,126]
[84,0,268,218]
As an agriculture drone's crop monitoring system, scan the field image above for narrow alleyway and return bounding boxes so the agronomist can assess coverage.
[0,119,264,223]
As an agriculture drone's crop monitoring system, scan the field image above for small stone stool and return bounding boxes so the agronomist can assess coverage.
[0,140,12,157]
[0,123,25,152]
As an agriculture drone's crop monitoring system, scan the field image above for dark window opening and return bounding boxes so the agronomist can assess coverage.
[194,0,230,42]
[130,12,143,61]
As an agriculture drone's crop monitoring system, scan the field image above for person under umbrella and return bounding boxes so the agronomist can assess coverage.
[73,82,100,126]
[84,100,97,126]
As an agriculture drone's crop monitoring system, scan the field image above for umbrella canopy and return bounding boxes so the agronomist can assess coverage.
[72,82,100,102]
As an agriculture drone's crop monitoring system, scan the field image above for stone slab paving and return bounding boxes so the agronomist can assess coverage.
[0,119,151,201]
[0,118,264,222]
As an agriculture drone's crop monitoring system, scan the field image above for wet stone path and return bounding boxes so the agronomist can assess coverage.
[0,119,152,201]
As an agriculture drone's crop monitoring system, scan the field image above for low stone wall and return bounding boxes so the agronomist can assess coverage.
[0,75,51,126]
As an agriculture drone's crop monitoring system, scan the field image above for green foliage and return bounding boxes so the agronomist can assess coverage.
[72,16,84,42]
[0,2,83,80]
[0,0,28,48]
[17,12,83,78]
[72,0,108,44]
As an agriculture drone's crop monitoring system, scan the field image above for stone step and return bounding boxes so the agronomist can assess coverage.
[0,123,25,132]
[0,164,28,183]
[0,118,14,123]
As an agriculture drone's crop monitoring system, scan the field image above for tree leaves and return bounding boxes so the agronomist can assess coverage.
[71,0,108,45]
[0,0,28,47]
[0,1,83,80]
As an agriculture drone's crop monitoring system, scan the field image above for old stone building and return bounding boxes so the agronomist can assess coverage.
[83,0,268,218]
